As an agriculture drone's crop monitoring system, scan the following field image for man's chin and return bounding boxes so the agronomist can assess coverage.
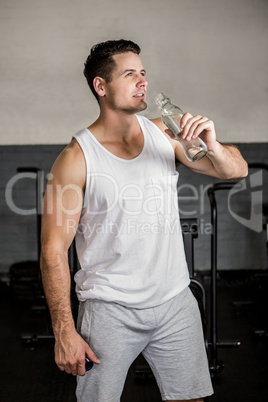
[128,101,147,114]
[138,100,147,111]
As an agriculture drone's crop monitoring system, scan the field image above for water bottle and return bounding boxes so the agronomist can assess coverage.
[155,92,208,162]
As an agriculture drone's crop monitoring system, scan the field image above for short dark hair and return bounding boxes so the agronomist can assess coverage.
[83,39,141,102]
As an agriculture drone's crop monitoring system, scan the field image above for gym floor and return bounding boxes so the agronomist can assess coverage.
[0,271,267,402]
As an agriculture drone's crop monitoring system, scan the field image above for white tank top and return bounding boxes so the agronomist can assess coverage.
[73,115,190,308]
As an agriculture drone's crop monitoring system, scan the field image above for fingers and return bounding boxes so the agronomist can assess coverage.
[57,358,84,376]
[56,345,101,377]
[85,345,101,365]
[180,113,214,141]
[75,357,86,377]
[57,356,87,376]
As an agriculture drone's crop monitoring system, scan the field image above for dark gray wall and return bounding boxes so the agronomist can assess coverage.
[1,145,65,276]
[1,143,267,277]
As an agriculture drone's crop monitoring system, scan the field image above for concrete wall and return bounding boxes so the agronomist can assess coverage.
[1,0,267,145]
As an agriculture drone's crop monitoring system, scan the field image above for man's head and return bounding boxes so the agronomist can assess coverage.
[84,39,141,103]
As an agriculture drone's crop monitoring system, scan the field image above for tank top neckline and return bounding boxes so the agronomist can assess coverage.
[84,115,147,163]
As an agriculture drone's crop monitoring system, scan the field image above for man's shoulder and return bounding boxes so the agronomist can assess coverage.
[51,139,86,187]
[60,138,84,162]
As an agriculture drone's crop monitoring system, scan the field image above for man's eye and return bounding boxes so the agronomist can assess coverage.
[126,72,132,77]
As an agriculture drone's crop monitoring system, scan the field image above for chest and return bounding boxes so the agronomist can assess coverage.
[100,135,144,160]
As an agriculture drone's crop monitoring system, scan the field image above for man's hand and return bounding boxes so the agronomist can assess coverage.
[154,113,248,179]
[55,329,100,376]
[180,112,217,151]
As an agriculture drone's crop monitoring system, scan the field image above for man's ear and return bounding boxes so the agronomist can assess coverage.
[93,77,106,98]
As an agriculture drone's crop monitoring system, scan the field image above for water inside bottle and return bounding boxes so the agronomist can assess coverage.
[162,115,182,137]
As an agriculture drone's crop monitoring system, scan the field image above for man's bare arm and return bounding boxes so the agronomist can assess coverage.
[152,115,248,180]
[40,139,100,376]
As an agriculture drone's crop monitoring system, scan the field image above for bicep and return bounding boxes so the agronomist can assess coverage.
[41,144,85,253]
[41,180,83,252]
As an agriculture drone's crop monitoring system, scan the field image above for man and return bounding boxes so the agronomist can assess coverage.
[40,39,248,402]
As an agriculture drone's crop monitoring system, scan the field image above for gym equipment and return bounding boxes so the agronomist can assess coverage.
[207,182,241,375]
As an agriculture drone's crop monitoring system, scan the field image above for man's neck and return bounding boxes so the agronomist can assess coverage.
[88,109,140,142]
[87,110,144,160]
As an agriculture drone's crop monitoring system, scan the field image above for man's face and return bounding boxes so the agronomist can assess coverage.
[104,52,148,114]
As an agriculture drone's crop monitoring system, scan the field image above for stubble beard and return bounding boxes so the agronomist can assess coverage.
[120,100,147,115]
[107,87,148,115]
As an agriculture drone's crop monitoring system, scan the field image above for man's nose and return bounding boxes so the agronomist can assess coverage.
[137,75,148,88]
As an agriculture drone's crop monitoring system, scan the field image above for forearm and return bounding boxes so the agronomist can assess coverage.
[40,246,100,374]
[40,247,76,338]
[173,113,248,179]
[206,141,248,180]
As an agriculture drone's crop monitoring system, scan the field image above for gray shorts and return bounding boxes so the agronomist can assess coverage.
[76,286,213,401]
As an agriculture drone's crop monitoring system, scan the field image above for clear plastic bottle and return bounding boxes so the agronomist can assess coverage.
[155,92,208,162]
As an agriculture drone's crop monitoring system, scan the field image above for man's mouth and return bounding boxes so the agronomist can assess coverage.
[133,93,145,98]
